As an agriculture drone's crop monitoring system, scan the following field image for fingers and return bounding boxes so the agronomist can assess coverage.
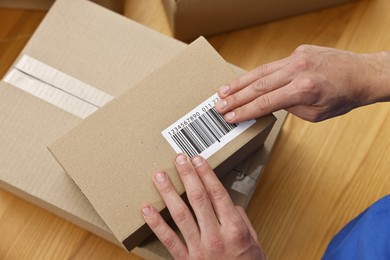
[144,154,263,258]
[149,171,200,249]
[221,83,300,123]
[218,58,289,99]
[191,156,242,225]
[216,68,291,116]
[174,154,220,234]
[141,204,188,258]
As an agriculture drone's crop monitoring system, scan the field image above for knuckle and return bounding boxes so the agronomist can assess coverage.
[179,169,192,177]
[292,46,314,71]
[188,188,208,206]
[208,184,227,202]
[172,206,188,223]
[229,222,251,244]
[161,235,176,251]
[255,64,268,78]
[294,57,311,71]
[294,44,311,54]
[255,94,271,111]
[253,78,268,92]
[300,77,315,90]
[297,78,320,103]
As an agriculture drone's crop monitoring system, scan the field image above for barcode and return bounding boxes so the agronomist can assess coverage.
[171,107,237,158]
[162,93,256,160]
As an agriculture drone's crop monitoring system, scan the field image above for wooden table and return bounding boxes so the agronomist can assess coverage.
[1,0,389,259]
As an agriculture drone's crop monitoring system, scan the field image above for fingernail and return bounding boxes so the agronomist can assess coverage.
[142,206,151,216]
[154,172,166,183]
[216,99,227,110]
[192,156,203,167]
[220,85,230,96]
[176,154,187,165]
[225,111,235,121]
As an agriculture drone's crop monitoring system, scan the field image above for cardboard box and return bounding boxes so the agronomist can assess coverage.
[48,37,276,251]
[0,0,286,258]
[0,0,124,13]
[162,0,356,41]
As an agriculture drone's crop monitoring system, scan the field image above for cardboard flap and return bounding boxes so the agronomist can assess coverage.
[48,37,275,251]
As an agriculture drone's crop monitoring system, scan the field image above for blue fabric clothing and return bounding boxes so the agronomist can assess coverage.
[322,195,390,260]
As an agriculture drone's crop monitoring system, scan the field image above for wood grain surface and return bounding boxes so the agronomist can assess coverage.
[1,0,389,259]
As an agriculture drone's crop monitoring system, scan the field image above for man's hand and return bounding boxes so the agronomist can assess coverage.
[216,45,390,122]
[141,154,265,259]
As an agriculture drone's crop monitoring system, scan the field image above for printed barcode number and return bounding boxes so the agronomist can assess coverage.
[171,107,237,158]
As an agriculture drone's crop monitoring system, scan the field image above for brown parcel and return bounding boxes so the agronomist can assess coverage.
[162,0,355,41]
[0,0,188,257]
[48,37,276,252]
[0,0,285,258]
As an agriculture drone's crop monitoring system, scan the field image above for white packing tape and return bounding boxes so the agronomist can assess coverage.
[3,55,113,119]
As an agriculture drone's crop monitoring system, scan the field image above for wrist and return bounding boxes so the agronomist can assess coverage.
[360,51,390,105]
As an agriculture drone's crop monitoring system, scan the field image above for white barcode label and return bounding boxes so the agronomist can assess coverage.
[162,93,256,159]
